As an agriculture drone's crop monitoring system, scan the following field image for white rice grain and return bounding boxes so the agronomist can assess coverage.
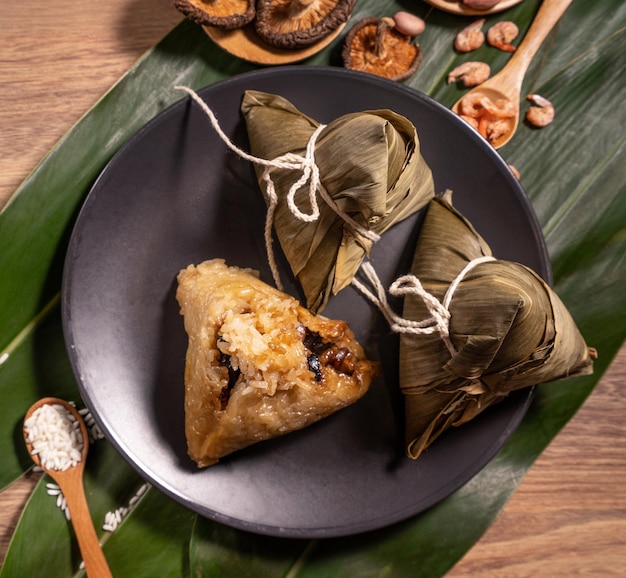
[24,403,84,472]
[78,407,106,442]
[102,483,150,533]
[29,401,107,522]
[46,482,61,496]
[46,482,71,520]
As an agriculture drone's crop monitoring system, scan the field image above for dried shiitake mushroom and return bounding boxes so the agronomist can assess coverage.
[172,0,256,29]
[255,0,357,50]
[342,16,423,81]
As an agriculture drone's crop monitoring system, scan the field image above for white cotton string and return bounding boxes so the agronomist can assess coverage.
[351,262,448,334]
[353,255,495,355]
[262,184,282,289]
[175,85,380,288]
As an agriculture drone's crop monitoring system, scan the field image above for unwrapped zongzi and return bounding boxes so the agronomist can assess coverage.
[399,191,596,459]
[177,259,378,467]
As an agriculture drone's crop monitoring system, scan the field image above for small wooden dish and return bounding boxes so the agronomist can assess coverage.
[204,22,346,65]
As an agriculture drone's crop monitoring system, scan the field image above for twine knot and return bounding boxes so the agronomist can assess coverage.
[353,256,495,354]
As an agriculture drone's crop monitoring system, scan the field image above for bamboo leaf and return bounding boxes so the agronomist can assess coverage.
[507,27,626,232]
[0,307,80,489]
[0,477,78,578]
[99,487,196,578]
[189,517,309,577]
[0,442,143,578]
[2,1,625,577]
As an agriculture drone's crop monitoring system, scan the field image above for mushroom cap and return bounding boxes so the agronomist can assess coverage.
[342,17,423,82]
[255,0,358,50]
[172,0,256,29]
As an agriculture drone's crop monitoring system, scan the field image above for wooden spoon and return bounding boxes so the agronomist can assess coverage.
[23,397,112,578]
[451,0,572,148]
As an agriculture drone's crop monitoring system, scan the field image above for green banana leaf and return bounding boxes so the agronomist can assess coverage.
[1,0,625,576]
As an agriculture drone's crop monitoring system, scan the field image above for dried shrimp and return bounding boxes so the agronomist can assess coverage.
[457,92,516,146]
[487,21,518,52]
[447,61,490,87]
[525,94,555,127]
[454,19,485,53]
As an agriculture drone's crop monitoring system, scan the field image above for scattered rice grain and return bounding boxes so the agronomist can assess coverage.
[101,483,150,533]
[78,407,106,442]
[136,483,149,497]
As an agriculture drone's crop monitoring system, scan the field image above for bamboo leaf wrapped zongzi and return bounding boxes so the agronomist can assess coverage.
[399,191,596,459]
[241,90,435,313]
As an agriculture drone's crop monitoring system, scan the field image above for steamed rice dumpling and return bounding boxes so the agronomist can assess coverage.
[399,191,596,459]
[241,90,434,313]
[177,259,378,467]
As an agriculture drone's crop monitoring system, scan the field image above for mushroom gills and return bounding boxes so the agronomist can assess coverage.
[255,0,358,49]
[342,17,423,81]
[172,0,256,29]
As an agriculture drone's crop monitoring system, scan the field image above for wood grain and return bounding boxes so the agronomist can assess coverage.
[1,1,625,575]
[448,346,626,577]
[0,0,183,210]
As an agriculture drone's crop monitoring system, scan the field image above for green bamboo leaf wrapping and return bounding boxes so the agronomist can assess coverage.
[399,192,595,459]
[1,1,625,577]
[241,90,434,312]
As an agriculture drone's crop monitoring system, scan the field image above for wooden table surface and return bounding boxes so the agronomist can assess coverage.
[1,1,625,576]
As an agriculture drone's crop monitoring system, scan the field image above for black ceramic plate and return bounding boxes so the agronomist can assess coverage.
[62,67,550,539]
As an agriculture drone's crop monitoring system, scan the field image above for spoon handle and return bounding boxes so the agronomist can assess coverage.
[498,0,572,93]
[62,475,113,578]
